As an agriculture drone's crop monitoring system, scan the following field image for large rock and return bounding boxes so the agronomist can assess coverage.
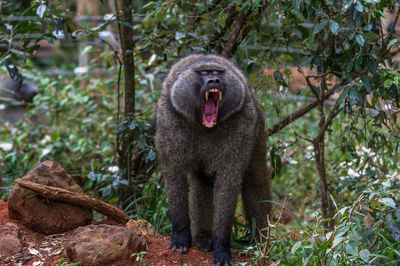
[8,161,92,234]
[0,223,22,258]
[66,224,146,265]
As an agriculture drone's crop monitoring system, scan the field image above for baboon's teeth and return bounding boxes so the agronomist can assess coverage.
[205,89,222,101]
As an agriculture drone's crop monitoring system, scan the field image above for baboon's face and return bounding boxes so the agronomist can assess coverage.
[169,59,246,128]
[198,70,223,128]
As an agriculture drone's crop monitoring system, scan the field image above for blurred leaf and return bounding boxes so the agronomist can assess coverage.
[388,39,397,48]
[356,34,365,46]
[362,74,371,93]
[388,222,400,241]
[332,236,344,248]
[329,20,339,35]
[314,20,328,34]
[36,4,46,18]
[378,197,396,208]
[291,241,302,254]
[359,249,370,263]
[383,79,393,88]
[270,149,282,176]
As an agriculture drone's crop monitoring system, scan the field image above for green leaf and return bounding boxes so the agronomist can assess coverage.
[291,241,302,254]
[362,74,371,93]
[388,39,398,48]
[364,31,379,41]
[273,70,283,82]
[142,2,156,9]
[359,249,370,263]
[336,224,350,237]
[81,45,93,55]
[314,20,328,34]
[270,149,282,176]
[337,87,349,104]
[51,131,59,141]
[349,87,362,103]
[145,150,156,162]
[36,4,46,18]
[368,58,377,74]
[10,49,28,59]
[345,241,358,256]
[332,236,344,248]
[356,34,365,46]
[355,1,364,12]
[329,20,340,35]
[294,0,302,10]
[378,197,396,208]
[384,79,393,88]
[370,200,381,208]
[129,120,136,130]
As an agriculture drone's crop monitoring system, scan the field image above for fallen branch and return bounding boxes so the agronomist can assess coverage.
[14,178,130,224]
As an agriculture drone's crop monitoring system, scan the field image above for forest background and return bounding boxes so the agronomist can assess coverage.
[0,0,399,264]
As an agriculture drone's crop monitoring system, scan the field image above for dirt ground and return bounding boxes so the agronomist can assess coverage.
[0,200,250,265]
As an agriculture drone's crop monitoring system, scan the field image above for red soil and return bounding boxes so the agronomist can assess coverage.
[0,200,249,265]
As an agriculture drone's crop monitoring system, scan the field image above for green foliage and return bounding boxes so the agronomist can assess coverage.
[0,64,116,192]
[240,175,400,264]
[1,0,74,65]
[131,251,147,265]
[123,176,170,234]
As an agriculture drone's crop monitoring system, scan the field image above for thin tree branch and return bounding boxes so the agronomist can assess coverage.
[315,103,343,143]
[266,83,339,137]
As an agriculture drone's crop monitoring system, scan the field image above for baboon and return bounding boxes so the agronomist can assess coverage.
[0,74,38,123]
[155,54,272,265]
[0,74,38,102]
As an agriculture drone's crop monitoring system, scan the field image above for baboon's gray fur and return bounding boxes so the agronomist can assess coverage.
[155,54,272,264]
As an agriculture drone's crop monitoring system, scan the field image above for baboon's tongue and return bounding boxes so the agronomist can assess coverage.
[202,93,219,128]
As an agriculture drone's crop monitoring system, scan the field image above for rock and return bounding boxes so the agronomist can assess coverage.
[66,224,146,265]
[8,161,92,234]
[126,219,156,236]
[0,223,22,258]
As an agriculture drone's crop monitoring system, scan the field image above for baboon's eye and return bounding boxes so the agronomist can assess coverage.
[201,71,209,75]
[212,70,219,75]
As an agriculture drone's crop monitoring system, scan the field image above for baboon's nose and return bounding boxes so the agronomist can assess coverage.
[206,78,221,86]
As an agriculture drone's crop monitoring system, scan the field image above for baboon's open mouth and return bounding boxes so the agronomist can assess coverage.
[202,88,222,128]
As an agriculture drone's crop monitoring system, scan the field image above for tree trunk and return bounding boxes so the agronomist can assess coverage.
[76,0,102,88]
[314,136,334,229]
[116,0,135,204]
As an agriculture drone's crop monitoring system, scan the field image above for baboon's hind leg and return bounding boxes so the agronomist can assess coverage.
[189,173,214,252]
[242,162,272,232]
[162,164,191,253]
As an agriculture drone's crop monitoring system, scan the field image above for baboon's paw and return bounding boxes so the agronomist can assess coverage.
[212,250,236,266]
[167,234,191,254]
[193,237,212,252]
